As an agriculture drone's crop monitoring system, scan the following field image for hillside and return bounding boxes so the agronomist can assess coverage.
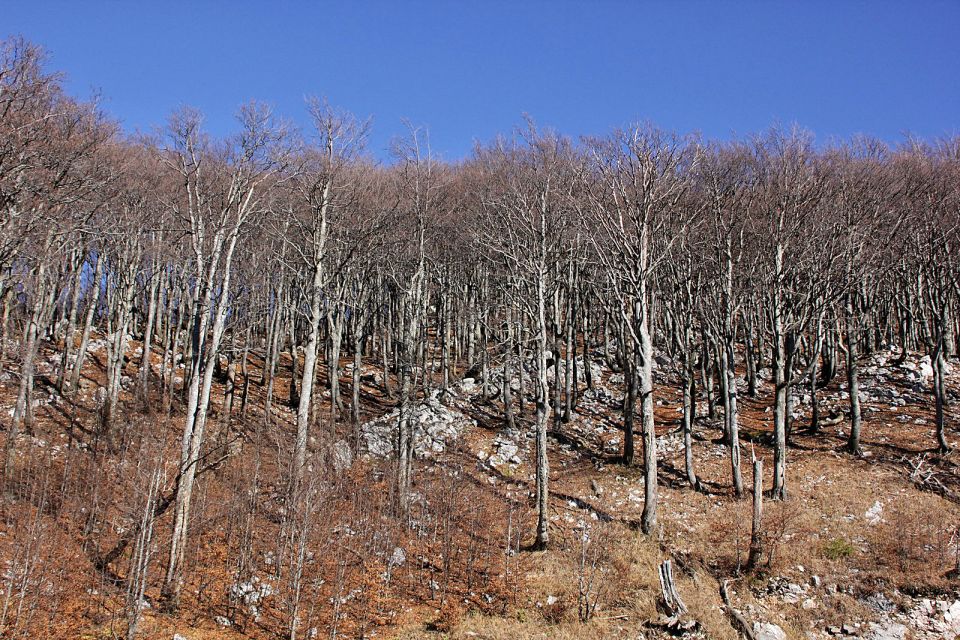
[2,332,958,640]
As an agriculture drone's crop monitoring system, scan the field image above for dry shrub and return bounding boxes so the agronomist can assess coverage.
[437,522,737,640]
[427,598,467,632]
[761,495,809,571]
[872,494,958,579]
[704,490,823,579]
[707,496,752,574]
[515,520,661,626]
[0,498,94,639]
[0,421,520,640]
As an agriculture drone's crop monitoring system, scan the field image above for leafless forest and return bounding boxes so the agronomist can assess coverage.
[2,37,960,640]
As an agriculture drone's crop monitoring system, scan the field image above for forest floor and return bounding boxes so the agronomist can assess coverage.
[1,336,959,640]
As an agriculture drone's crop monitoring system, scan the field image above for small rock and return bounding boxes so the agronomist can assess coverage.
[948,599,960,621]
[591,479,603,497]
[388,546,406,567]
[864,622,906,640]
[753,623,787,640]
[865,592,894,613]
[330,439,353,472]
[865,500,883,525]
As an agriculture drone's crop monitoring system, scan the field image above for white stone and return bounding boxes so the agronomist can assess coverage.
[864,622,907,640]
[753,623,787,640]
[389,547,406,567]
[330,439,352,472]
[865,500,883,525]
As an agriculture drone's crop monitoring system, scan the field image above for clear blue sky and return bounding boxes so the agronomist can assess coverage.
[3,1,958,159]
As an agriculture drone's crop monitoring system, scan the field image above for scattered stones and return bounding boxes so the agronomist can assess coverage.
[229,576,274,620]
[824,594,960,640]
[487,432,523,468]
[360,390,474,458]
[765,576,808,604]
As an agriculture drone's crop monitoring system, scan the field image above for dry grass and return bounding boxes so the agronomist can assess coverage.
[2,334,959,638]
[393,524,736,639]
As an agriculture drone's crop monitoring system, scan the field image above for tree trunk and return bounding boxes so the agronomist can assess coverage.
[70,256,104,392]
[934,331,950,453]
[746,458,764,570]
[57,256,83,393]
[4,266,47,481]
[328,305,344,420]
[622,356,637,466]
[682,358,698,488]
[637,293,658,535]
[771,293,788,500]
[139,263,160,406]
[533,273,551,550]
[846,294,863,454]
[725,338,743,496]
[294,265,325,486]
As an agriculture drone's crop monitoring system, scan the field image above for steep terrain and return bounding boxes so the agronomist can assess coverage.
[1,334,959,640]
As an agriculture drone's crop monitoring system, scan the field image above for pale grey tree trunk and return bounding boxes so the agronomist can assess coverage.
[57,255,83,393]
[725,338,743,496]
[70,255,103,392]
[294,263,325,485]
[746,458,763,570]
[771,301,788,499]
[328,304,344,419]
[934,326,950,452]
[637,291,658,535]
[621,322,636,466]
[502,302,516,431]
[103,268,136,446]
[682,358,697,488]
[4,264,47,482]
[846,293,863,454]
[533,270,551,549]
[139,261,160,405]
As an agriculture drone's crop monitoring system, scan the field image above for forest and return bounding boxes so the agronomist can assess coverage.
[1,36,959,640]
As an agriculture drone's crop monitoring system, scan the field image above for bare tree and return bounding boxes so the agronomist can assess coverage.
[160,103,289,609]
[584,124,700,533]
[476,122,578,548]
[284,97,369,492]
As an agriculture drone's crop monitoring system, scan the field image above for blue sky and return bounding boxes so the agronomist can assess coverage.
[3,1,958,159]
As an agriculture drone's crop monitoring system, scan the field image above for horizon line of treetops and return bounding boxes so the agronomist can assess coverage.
[2,35,958,611]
